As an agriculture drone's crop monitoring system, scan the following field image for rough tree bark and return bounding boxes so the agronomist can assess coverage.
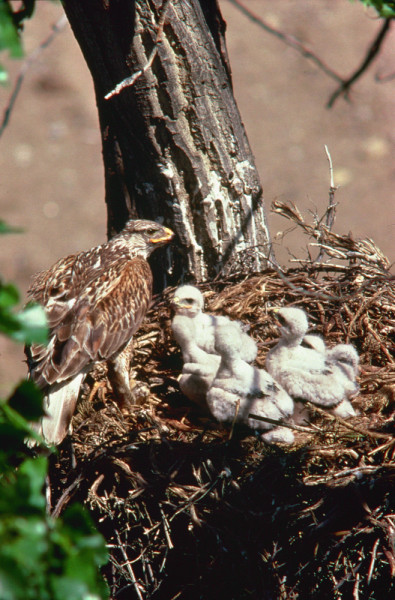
[61,0,274,284]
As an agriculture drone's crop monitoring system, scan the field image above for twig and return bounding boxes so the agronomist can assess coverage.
[316,145,338,264]
[105,0,171,100]
[327,18,392,108]
[248,413,316,434]
[229,398,240,440]
[159,503,174,550]
[367,538,380,585]
[230,0,392,109]
[0,14,68,138]
[375,68,395,83]
[51,472,83,518]
[332,465,382,480]
[363,317,395,365]
[228,0,342,84]
[264,255,344,302]
[305,402,393,441]
[323,145,337,231]
[115,530,144,600]
[353,571,360,600]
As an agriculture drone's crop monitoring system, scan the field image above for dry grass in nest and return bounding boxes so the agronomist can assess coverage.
[47,209,394,600]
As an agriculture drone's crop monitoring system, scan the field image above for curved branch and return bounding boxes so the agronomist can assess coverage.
[327,18,392,108]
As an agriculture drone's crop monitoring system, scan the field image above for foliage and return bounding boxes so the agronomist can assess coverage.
[357,0,395,17]
[0,457,109,600]
[0,0,25,83]
[0,222,109,600]
[0,279,48,343]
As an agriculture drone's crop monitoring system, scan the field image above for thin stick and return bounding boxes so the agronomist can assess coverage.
[327,18,392,108]
[323,145,337,231]
[316,145,338,264]
[51,472,83,518]
[305,402,393,441]
[353,572,360,600]
[105,0,171,100]
[115,530,144,600]
[367,538,380,585]
[159,504,174,550]
[264,256,343,302]
[228,0,343,84]
[375,69,395,83]
[0,14,68,138]
[248,413,315,434]
[228,399,240,440]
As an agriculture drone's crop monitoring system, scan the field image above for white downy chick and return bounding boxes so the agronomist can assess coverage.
[207,323,295,444]
[171,285,257,363]
[266,307,356,419]
[302,335,359,418]
[171,314,220,407]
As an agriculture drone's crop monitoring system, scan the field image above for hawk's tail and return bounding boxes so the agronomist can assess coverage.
[30,373,85,446]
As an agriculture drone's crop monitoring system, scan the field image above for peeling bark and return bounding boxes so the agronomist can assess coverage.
[62,0,273,283]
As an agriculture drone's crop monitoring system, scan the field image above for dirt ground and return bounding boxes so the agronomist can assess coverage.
[0,0,394,393]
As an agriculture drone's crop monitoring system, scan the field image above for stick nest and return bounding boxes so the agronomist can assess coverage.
[48,211,394,600]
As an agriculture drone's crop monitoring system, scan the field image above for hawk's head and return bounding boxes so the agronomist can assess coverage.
[274,307,309,342]
[329,344,359,373]
[171,284,204,317]
[116,219,174,258]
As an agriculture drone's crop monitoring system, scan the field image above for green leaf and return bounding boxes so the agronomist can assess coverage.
[12,303,48,344]
[0,4,24,58]
[357,0,395,18]
[0,382,44,463]
[7,379,44,421]
[0,457,47,515]
[1,402,33,435]
[0,220,23,234]
[0,293,48,344]
[0,62,8,84]
[0,282,20,308]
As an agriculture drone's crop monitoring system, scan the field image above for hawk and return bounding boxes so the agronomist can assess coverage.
[26,219,174,445]
[207,322,295,445]
[171,284,258,408]
[171,313,220,408]
[265,307,358,423]
[302,335,358,419]
[171,284,257,363]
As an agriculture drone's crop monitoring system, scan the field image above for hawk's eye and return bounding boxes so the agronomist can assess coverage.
[339,357,353,365]
[146,228,158,235]
[277,314,286,325]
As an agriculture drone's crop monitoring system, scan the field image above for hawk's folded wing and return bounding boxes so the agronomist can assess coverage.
[27,256,152,389]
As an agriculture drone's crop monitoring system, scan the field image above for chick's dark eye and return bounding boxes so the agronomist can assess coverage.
[340,357,353,365]
[185,298,194,304]
[277,314,286,325]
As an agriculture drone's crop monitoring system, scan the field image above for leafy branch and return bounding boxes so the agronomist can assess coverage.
[0,222,109,600]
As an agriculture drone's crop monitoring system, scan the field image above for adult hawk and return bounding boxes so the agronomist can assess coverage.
[26,219,174,445]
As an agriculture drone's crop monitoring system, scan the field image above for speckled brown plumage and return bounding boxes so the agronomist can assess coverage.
[26,219,174,445]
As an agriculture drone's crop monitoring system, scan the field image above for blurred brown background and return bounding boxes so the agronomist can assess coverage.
[1,0,394,393]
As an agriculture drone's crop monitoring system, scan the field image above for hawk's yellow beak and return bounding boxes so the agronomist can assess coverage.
[150,227,174,244]
[171,296,192,310]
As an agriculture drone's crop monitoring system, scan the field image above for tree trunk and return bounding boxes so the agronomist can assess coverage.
[62,0,274,284]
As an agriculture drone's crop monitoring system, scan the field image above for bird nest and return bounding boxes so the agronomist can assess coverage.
[48,214,394,600]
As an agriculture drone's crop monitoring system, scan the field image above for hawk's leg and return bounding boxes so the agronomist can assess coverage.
[107,340,135,410]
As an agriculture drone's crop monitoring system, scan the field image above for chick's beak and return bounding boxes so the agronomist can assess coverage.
[171,297,192,310]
